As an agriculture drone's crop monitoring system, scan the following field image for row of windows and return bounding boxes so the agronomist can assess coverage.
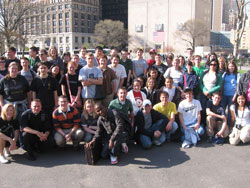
[74,36,91,43]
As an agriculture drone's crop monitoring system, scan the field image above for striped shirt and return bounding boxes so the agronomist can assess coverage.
[52,105,80,130]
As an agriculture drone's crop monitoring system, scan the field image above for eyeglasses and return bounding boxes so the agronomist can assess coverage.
[210,64,217,66]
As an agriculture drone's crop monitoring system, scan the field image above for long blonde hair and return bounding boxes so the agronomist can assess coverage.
[82,99,97,120]
[1,103,16,120]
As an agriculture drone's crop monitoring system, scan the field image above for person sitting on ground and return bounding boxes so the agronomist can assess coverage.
[86,103,129,165]
[21,99,53,161]
[229,94,250,145]
[81,99,98,142]
[178,88,204,148]
[109,87,134,138]
[0,104,19,164]
[206,92,229,143]
[135,99,168,149]
[153,91,178,142]
[53,95,84,149]
[127,79,147,115]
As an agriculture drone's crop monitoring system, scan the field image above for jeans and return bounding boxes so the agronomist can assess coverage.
[221,95,233,127]
[200,93,210,125]
[180,121,205,141]
[166,121,178,139]
[139,119,167,149]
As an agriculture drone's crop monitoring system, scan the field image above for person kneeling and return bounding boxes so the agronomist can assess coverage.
[206,92,229,143]
[21,99,54,161]
[135,99,168,149]
[86,103,128,165]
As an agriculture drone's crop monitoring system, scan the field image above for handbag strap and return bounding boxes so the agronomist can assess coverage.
[65,74,73,100]
[183,74,187,88]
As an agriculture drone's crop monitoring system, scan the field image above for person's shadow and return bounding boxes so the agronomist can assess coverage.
[93,142,190,169]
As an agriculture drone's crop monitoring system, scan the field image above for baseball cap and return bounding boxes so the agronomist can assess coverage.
[149,49,156,54]
[143,99,152,107]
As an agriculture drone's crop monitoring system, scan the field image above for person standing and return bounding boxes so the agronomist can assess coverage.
[133,48,148,78]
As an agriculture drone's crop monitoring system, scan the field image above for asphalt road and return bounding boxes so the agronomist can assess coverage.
[1,141,250,188]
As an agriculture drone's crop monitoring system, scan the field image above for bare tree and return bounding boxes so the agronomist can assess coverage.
[174,19,209,52]
[93,19,128,49]
[233,0,250,57]
[0,0,33,49]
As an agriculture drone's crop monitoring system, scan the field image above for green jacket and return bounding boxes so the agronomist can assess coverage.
[200,71,222,94]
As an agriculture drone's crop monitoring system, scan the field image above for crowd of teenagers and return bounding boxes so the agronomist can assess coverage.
[0,45,250,165]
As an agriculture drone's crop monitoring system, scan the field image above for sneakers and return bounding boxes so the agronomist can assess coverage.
[153,140,162,146]
[0,155,10,164]
[121,143,128,153]
[25,152,36,161]
[110,155,118,165]
[4,148,11,157]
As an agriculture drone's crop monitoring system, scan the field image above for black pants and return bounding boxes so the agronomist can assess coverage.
[22,132,55,153]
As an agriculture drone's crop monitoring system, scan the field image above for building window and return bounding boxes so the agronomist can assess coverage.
[66,27,70,32]
[75,37,78,43]
[59,37,63,43]
[88,14,91,20]
[53,37,56,44]
[65,19,69,25]
[88,37,91,43]
[59,13,62,19]
[74,4,78,9]
[59,27,63,33]
[52,14,56,20]
[51,6,56,11]
[53,21,56,26]
[81,21,85,26]
[74,13,78,18]
[53,27,56,33]
[59,20,63,26]
[81,28,85,33]
[82,37,85,43]
[74,20,78,25]
[74,27,78,32]
[80,5,85,10]
[47,15,50,20]
[65,12,69,18]
[66,37,69,43]
[65,4,70,9]
[81,13,85,19]
[58,5,62,10]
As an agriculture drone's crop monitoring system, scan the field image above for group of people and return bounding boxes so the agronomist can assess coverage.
[0,45,250,165]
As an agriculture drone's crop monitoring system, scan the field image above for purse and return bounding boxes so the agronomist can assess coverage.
[66,74,82,108]
[84,141,102,165]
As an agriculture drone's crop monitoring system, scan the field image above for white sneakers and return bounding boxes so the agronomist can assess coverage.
[0,155,9,164]
[121,143,128,153]
[110,155,118,165]
[4,148,11,157]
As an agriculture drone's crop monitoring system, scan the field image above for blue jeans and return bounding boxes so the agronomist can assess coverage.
[221,95,233,127]
[180,121,205,141]
[139,119,167,149]
[166,121,178,139]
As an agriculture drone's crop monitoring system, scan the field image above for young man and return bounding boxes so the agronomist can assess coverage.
[78,52,103,100]
[108,55,127,94]
[53,95,84,149]
[108,48,118,65]
[19,57,36,86]
[135,99,168,149]
[206,92,229,142]
[94,46,104,67]
[133,48,148,78]
[29,46,40,70]
[39,49,49,63]
[109,87,135,137]
[21,99,53,160]
[79,47,87,67]
[5,47,21,69]
[152,54,168,76]
[86,103,129,164]
[178,88,204,147]
[0,57,8,79]
[153,91,178,141]
[71,54,83,75]
[30,62,58,118]
[193,55,206,78]
[146,49,156,67]
[120,49,133,87]
[98,55,117,107]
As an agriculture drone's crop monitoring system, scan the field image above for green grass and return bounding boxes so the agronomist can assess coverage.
[238,70,247,74]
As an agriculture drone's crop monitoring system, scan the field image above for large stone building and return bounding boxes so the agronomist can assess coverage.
[101,0,128,28]
[128,0,211,54]
[21,0,101,54]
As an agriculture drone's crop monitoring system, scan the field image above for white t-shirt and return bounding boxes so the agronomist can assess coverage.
[108,64,127,92]
[178,99,202,126]
[203,72,216,91]
[162,86,175,102]
[164,67,183,87]
[230,105,250,127]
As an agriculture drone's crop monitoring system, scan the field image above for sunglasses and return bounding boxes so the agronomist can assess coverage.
[210,64,217,66]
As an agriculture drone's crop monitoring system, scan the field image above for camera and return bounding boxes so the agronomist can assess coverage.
[235,124,242,130]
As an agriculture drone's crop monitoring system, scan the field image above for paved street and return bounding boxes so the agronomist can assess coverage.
[0,141,250,188]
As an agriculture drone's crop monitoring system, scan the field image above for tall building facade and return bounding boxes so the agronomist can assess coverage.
[101,0,128,28]
[128,0,211,54]
[21,0,101,54]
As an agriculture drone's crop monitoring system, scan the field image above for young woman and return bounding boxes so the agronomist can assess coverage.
[0,104,19,164]
[48,46,64,76]
[221,61,241,127]
[218,56,227,74]
[60,61,82,111]
[141,77,158,106]
[0,62,30,120]
[229,94,250,145]
[164,58,183,87]
[81,99,98,142]
[127,79,147,115]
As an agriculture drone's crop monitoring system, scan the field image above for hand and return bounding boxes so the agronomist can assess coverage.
[109,140,114,150]
[166,122,173,132]
[40,133,48,142]
[9,139,17,150]
[203,91,209,97]
[194,123,200,131]
[216,131,223,137]
[154,130,161,138]
[86,140,95,149]
[65,134,72,142]
[36,131,44,141]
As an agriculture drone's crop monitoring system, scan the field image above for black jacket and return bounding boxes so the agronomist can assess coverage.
[135,109,168,137]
